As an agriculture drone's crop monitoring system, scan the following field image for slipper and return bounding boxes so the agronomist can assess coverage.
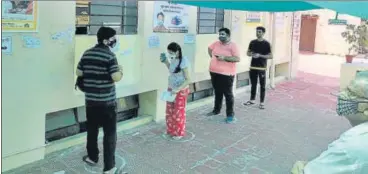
[82,155,97,166]
[259,104,265,110]
[243,101,255,106]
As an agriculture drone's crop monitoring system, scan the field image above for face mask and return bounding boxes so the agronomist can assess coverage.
[108,39,119,52]
[219,36,227,42]
[157,20,164,26]
[107,39,117,48]
[167,52,176,59]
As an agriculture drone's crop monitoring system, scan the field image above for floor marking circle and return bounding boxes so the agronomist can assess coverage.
[83,153,126,173]
[268,91,294,100]
[161,130,195,142]
[58,145,127,173]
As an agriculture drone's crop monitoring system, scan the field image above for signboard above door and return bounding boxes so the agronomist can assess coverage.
[328,19,347,25]
[328,12,347,25]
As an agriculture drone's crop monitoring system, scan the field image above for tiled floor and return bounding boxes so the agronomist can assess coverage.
[5,72,350,174]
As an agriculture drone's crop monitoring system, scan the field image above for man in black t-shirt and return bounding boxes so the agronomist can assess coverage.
[243,26,273,109]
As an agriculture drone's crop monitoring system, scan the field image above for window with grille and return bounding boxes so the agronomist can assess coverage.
[75,1,138,35]
[197,7,224,34]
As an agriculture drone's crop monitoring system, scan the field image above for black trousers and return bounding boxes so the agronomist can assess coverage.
[249,69,266,103]
[210,72,235,117]
[86,103,117,171]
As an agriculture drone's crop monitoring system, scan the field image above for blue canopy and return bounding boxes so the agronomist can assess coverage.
[175,1,368,18]
[309,2,368,19]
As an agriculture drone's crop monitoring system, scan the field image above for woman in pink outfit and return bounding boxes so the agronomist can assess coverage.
[160,42,191,140]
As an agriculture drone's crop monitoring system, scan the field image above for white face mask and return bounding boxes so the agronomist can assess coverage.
[166,52,177,60]
[108,38,119,53]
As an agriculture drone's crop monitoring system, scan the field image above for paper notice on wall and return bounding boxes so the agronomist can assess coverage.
[148,35,160,48]
[51,27,74,43]
[245,12,262,26]
[232,15,240,32]
[22,35,41,48]
[184,34,195,44]
[275,13,285,30]
[1,36,12,54]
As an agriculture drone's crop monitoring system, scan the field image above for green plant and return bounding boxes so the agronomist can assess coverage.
[341,23,368,55]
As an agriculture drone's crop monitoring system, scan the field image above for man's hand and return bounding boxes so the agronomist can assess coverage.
[216,55,225,61]
[252,53,260,58]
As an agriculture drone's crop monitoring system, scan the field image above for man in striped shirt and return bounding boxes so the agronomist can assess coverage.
[76,27,123,174]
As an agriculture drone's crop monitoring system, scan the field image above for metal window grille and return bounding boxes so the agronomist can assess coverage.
[75,1,138,35]
[197,7,224,34]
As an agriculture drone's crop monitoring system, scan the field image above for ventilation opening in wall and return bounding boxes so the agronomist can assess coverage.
[236,72,250,88]
[76,26,88,35]
[275,62,290,78]
[187,79,214,103]
[45,95,139,143]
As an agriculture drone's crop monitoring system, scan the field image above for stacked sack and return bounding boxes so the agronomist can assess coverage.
[338,70,368,116]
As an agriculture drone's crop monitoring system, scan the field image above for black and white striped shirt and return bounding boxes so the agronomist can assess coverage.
[77,44,119,106]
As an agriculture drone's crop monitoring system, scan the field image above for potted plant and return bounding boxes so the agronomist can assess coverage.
[341,23,367,63]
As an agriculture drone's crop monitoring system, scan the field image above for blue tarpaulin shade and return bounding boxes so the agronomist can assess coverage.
[175,1,368,18]
[309,2,368,19]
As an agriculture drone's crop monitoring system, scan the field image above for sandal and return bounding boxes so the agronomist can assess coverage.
[259,104,265,110]
[243,101,255,106]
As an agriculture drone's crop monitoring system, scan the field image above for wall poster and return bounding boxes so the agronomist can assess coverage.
[245,12,262,26]
[1,36,12,54]
[153,1,189,33]
[76,0,90,25]
[2,1,39,32]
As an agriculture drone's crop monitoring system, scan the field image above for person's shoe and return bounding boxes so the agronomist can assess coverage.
[243,100,255,106]
[206,110,220,116]
[82,155,97,166]
[225,116,235,124]
[259,103,265,110]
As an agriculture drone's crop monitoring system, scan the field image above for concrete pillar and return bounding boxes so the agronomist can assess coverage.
[138,89,166,123]
[269,12,277,88]
[290,12,302,79]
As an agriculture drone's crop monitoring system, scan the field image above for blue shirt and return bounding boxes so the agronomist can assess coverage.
[168,57,189,90]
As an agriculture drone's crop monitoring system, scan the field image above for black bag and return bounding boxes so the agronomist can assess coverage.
[336,97,358,116]
[75,76,86,92]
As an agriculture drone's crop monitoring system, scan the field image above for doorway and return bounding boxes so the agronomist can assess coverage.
[299,15,318,52]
